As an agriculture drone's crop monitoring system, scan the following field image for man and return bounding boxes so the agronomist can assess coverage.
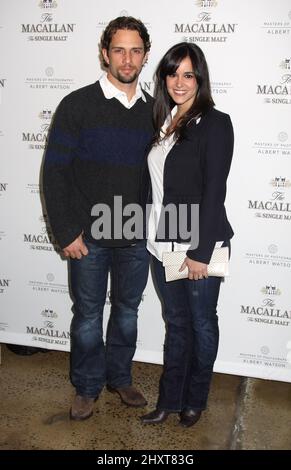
[43,17,153,421]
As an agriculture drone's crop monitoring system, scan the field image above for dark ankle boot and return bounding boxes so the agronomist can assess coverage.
[140,409,170,424]
[179,409,202,427]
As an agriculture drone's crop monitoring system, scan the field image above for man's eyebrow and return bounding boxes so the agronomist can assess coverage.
[110,46,144,49]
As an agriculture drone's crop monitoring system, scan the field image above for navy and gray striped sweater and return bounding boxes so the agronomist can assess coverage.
[43,81,154,248]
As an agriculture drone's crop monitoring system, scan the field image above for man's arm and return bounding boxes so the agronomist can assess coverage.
[43,95,83,250]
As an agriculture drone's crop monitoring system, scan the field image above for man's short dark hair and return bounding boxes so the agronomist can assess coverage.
[100,16,151,67]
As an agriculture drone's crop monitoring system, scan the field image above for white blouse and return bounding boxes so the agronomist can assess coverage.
[147,107,193,261]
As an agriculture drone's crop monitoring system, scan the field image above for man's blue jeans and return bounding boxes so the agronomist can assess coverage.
[152,256,222,412]
[69,240,150,398]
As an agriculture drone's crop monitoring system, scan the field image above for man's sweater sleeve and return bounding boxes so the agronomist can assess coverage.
[43,95,83,249]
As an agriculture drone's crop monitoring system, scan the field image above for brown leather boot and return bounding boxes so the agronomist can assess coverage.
[70,394,96,421]
[107,385,147,407]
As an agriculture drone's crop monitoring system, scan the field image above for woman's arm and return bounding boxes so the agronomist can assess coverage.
[186,112,234,264]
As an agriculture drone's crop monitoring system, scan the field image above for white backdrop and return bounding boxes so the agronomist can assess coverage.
[0,0,291,382]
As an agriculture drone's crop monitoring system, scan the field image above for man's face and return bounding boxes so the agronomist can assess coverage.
[102,29,148,86]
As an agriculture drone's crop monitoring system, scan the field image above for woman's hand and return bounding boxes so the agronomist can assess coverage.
[179,257,208,281]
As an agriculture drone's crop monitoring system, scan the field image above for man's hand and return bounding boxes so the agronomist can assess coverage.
[63,234,89,259]
[179,257,208,281]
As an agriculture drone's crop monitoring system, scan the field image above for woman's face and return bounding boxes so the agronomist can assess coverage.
[166,56,198,114]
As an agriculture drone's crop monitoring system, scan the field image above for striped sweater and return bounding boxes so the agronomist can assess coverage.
[43,81,154,248]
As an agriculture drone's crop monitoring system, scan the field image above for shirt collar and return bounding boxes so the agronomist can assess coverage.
[163,106,201,131]
[99,74,146,104]
[161,106,178,134]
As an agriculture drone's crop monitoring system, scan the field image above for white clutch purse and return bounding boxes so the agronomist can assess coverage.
[162,246,229,282]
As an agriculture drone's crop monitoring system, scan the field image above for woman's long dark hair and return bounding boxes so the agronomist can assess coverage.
[153,42,214,143]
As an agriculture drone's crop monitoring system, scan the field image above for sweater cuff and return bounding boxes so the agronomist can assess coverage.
[55,226,83,250]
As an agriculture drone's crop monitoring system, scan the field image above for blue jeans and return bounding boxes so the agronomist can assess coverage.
[69,240,150,398]
[152,256,222,412]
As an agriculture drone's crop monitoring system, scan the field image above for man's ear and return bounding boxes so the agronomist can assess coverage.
[102,48,109,66]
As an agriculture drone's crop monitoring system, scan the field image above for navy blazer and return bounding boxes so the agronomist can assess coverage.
[145,107,234,264]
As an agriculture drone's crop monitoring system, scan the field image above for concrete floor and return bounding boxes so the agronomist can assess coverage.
[0,344,290,450]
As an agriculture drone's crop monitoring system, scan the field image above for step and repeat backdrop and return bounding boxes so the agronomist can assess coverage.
[0,0,290,382]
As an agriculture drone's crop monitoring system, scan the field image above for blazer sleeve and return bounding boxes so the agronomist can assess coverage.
[186,113,234,264]
[42,96,83,249]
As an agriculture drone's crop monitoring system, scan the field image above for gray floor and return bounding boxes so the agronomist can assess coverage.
[0,344,290,450]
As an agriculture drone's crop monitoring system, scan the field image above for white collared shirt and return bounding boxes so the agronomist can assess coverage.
[99,74,146,109]
[147,107,193,261]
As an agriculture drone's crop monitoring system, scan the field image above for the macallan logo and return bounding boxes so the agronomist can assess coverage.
[24,231,55,244]
[175,12,237,44]
[22,133,47,143]
[24,220,59,252]
[241,286,291,327]
[248,194,291,215]
[248,178,291,220]
[22,19,75,34]
[257,61,291,104]
[27,326,70,339]
[41,308,58,319]
[22,133,48,144]
[39,0,58,9]
[261,285,281,296]
[257,80,291,95]
[270,177,291,188]
[280,58,291,70]
[22,110,52,150]
[27,306,69,345]
[39,109,53,120]
[175,12,236,34]
[22,2,75,42]
[195,0,218,7]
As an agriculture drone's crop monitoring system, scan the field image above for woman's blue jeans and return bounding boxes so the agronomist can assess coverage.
[69,240,150,398]
[152,255,222,412]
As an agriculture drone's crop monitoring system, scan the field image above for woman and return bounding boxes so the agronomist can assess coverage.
[141,43,234,427]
